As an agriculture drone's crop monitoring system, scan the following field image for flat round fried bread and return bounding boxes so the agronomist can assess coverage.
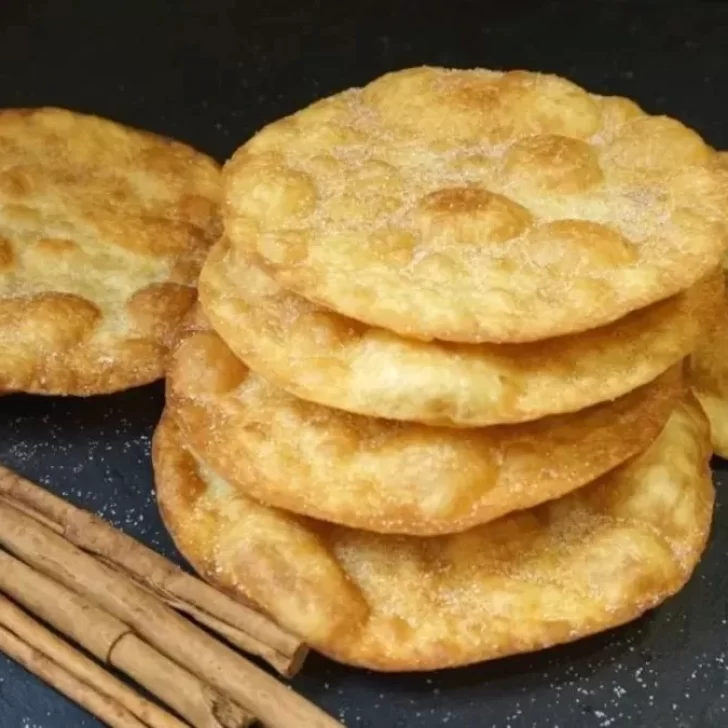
[223,66,728,344]
[199,237,720,426]
[154,398,714,671]
[167,327,683,535]
[690,272,728,457]
[0,107,221,395]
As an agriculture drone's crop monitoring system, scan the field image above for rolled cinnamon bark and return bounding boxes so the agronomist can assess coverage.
[0,608,148,728]
[0,466,305,676]
[0,498,341,728]
[0,549,254,728]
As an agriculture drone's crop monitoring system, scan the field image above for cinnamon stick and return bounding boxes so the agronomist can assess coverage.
[0,498,342,728]
[0,550,254,728]
[0,466,305,676]
[0,591,177,728]
[112,635,254,728]
[101,558,304,678]
[0,615,148,728]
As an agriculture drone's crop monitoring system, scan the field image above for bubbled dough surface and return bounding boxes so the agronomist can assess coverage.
[167,327,682,535]
[154,398,714,671]
[200,237,720,426]
[0,108,221,395]
[224,67,728,344]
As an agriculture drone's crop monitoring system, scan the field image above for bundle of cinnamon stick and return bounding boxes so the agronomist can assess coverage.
[0,464,341,728]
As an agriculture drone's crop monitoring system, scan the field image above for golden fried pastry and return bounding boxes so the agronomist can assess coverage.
[690,272,728,457]
[167,327,683,535]
[154,397,714,671]
[199,237,720,426]
[0,107,221,395]
[223,66,728,344]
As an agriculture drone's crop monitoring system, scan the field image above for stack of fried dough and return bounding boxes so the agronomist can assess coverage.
[153,67,728,671]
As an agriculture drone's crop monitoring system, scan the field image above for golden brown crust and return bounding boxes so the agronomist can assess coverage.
[199,237,721,426]
[167,327,684,535]
[223,67,728,344]
[154,398,714,671]
[0,107,221,395]
[689,271,728,457]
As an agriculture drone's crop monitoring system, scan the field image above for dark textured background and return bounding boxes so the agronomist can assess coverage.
[1,0,728,726]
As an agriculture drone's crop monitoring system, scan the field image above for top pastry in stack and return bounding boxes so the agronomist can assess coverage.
[153,68,726,671]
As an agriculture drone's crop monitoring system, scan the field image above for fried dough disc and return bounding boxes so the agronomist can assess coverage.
[690,272,728,457]
[199,237,720,426]
[167,327,683,535]
[223,66,728,344]
[154,398,714,671]
[0,107,221,395]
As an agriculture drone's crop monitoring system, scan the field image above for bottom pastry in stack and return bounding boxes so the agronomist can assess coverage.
[152,328,714,671]
[153,400,712,671]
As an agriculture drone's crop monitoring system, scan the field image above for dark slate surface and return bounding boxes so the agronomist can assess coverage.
[1,0,728,726]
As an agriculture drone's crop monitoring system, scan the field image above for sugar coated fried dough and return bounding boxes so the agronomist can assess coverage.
[167,327,683,535]
[223,67,728,344]
[690,272,728,457]
[0,107,221,395]
[199,237,720,426]
[154,398,714,671]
